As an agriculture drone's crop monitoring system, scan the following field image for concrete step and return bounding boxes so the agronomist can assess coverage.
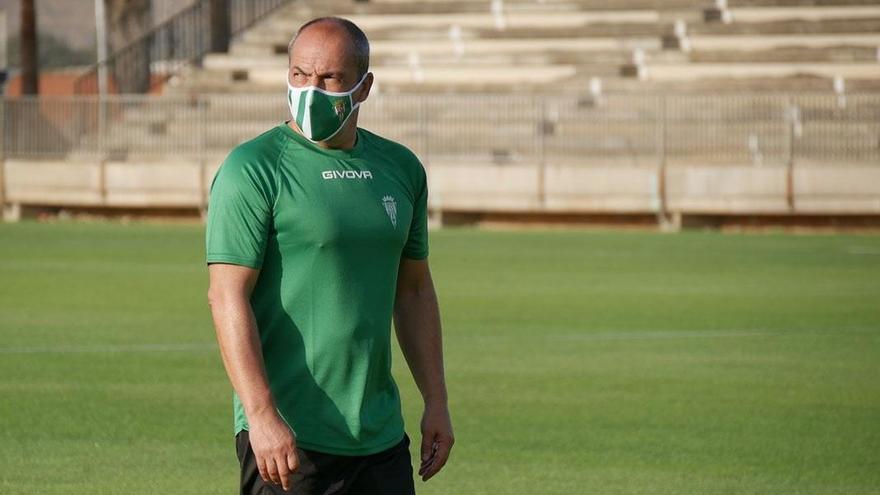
[174,64,582,93]
[270,0,705,16]
[688,16,880,35]
[690,45,880,62]
[212,44,878,70]
[727,0,880,6]
[726,5,880,22]
[268,10,662,31]
[644,62,880,81]
[630,77,880,92]
[207,48,681,71]
[165,74,880,95]
[689,33,880,50]
[241,20,670,45]
[229,36,662,58]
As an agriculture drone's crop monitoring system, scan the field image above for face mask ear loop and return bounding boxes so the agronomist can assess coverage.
[350,96,360,114]
[349,72,369,108]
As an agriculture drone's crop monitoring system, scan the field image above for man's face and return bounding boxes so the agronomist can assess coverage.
[288,23,363,96]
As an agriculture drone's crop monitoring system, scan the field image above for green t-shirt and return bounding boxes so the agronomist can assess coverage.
[205,122,428,455]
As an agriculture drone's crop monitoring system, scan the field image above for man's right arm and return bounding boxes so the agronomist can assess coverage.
[207,262,299,492]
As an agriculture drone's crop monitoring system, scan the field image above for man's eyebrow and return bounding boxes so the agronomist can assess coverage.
[290,66,346,78]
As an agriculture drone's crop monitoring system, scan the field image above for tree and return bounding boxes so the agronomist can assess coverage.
[20,0,38,95]
[105,0,152,93]
[210,0,230,54]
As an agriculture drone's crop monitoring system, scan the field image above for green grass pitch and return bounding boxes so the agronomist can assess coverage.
[1,220,878,494]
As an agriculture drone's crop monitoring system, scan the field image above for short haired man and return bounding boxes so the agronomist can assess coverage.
[205,17,453,495]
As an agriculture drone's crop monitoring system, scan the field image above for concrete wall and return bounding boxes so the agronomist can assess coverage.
[428,163,542,211]
[665,165,791,214]
[544,163,660,213]
[104,160,205,207]
[430,162,879,216]
[3,159,880,221]
[2,159,213,210]
[794,166,880,213]
[4,160,104,206]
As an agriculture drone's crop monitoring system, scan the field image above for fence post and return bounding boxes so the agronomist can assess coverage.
[785,95,796,212]
[419,96,429,167]
[656,93,670,229]
[98,93,107,158]
[0,98,6,219]
[97,95,107,206]
[419,95,442,227]
[198,95,208,219]
[538,96,547,208]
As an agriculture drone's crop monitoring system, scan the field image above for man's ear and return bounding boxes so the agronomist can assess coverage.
[356,72,374,103]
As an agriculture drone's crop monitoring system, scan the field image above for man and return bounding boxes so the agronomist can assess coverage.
[205,17,453,495]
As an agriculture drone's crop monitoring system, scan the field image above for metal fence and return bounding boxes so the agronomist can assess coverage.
[2,93,879,167]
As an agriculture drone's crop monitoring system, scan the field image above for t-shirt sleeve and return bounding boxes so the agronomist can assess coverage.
[402,164,429,260]
[205,151,276,269]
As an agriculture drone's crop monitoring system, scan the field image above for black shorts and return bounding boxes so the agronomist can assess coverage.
[235,429,416,495]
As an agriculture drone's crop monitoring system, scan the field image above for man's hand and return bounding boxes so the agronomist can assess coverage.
[418,400,454,481]
[248,409,300,491]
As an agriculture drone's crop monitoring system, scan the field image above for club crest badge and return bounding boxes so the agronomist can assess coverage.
[382,195,398,228]
[333,100,347,121]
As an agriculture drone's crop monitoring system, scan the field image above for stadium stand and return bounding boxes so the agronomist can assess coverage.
[2,0,879,227]
[179,0,880,94]
[65,0,871,161]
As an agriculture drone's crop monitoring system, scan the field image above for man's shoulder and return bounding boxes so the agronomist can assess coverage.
[359,128,425,182]
[212,125,288,193]
[360,128,422,166]
[225,124,288,167]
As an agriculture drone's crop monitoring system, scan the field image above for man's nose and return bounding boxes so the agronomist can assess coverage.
[305,75,325,89]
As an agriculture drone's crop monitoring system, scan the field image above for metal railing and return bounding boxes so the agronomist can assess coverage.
[73,0,294,94]
[2,93,879,167]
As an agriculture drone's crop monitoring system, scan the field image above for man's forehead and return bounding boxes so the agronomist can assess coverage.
[290,52,352,75]
[290,23,357,70]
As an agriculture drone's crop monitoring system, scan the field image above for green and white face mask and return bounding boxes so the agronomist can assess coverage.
[287,72,368,143]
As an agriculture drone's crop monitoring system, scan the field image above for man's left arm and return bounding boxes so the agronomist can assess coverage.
[393,257,454,482]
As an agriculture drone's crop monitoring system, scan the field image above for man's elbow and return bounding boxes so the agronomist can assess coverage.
[396,282,436,309]
[207,284,222,308]
[207,284,239,310]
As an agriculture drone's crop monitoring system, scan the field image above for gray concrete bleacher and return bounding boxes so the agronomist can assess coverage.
[147,0,880,167]
[8,0,878,223]
[159,0,880,96]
